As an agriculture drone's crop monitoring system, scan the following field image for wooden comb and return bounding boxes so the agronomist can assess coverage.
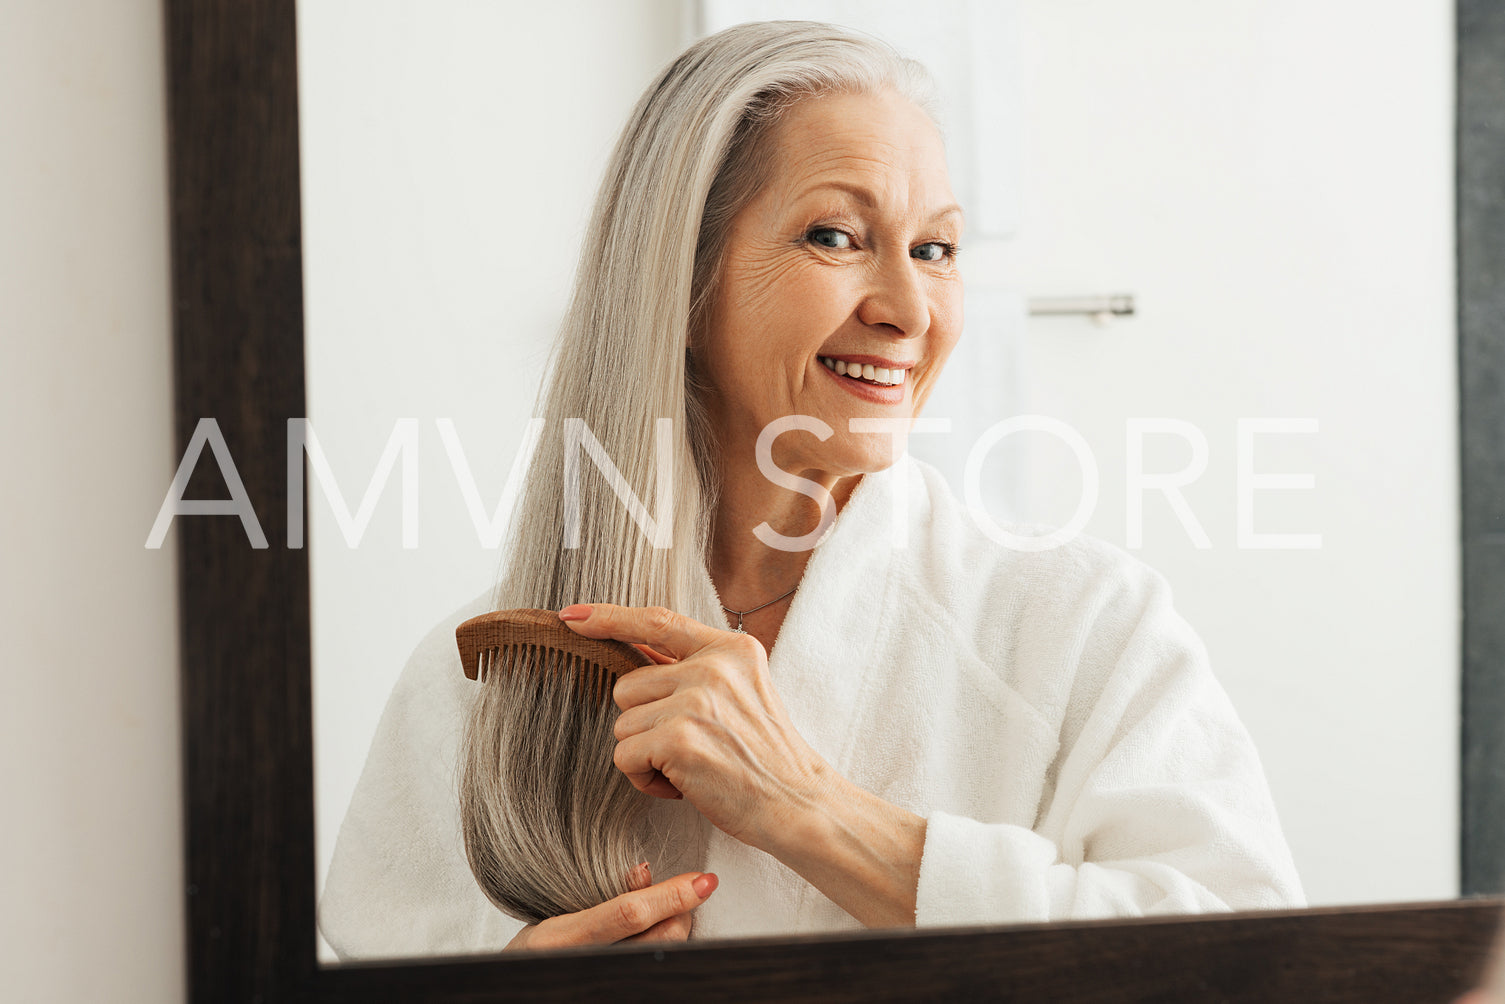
[455,608,655,701]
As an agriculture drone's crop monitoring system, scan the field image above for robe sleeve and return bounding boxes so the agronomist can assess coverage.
[317,597,526,960]
[913,554,1306,927]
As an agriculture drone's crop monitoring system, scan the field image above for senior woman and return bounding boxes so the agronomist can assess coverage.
[319,21,1304,958]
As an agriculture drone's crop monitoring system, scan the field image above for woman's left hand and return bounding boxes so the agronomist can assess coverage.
[557,602,834,853]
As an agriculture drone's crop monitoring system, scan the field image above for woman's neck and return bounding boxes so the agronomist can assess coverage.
[707,454,860,646]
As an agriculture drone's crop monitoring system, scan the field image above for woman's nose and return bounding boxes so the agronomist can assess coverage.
[855,255,931,339]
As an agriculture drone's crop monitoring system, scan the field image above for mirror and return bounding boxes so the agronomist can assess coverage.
[294,0,1460,964]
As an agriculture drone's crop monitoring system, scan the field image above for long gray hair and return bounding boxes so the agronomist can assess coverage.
[459,20,940,926]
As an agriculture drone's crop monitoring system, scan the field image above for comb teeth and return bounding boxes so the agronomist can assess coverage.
[473,641,614,701]
[455,607,655,699]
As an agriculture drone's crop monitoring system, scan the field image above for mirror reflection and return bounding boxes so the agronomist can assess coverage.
[298,1,1458,962]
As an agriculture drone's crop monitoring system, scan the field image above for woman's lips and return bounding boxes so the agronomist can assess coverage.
[819,358,908,405]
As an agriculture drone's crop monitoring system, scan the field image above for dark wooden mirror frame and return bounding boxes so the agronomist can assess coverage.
[165,2,1505,1000]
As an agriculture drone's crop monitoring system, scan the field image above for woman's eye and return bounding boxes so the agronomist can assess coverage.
[912,242,956,262]
[808,228,852,250]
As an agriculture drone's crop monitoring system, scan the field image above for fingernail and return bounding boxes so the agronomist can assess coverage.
[558,604,591,622]
[692,873,718,899]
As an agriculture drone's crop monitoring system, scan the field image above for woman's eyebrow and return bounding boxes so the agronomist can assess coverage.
[795,181,963,224]
[929,203,965,224]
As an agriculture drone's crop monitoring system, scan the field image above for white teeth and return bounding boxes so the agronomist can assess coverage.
[819,356,907,387]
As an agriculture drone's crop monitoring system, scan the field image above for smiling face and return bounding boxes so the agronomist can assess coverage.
[698,86,964,481]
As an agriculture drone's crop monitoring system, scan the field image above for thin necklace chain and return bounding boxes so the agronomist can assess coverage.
[720,582,799,633]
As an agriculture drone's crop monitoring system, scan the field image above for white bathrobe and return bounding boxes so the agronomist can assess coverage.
[319,453,1305,959]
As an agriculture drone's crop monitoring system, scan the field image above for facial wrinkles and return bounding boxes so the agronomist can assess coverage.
[704,91,964,463]
[718,240,814,422]
[730,185,955,422]
[774,105,956,232]
[783,150,903,212]
[778,140,960,277]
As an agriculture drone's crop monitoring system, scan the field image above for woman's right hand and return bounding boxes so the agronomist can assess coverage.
[503,864,718,951]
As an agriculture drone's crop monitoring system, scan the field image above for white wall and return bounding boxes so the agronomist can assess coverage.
[0,1,185,1002]
[998,0,1458,905]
